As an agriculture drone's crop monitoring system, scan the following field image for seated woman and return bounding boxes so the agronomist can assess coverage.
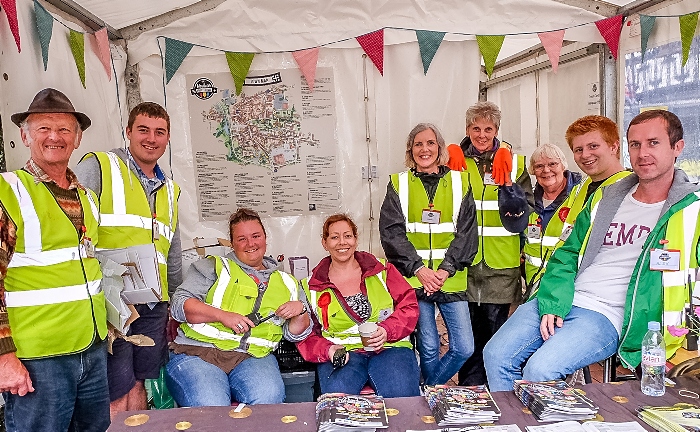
[166,208,311,406]
[296,214,421,397]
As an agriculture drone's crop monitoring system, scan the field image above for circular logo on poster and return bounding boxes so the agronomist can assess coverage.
[558,206,570,222]
[190,78,218,100]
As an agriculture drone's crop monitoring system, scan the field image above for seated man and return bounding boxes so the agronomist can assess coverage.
[484,110,700,391]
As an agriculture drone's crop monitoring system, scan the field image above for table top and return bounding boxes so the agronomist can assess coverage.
[109,377,700,431]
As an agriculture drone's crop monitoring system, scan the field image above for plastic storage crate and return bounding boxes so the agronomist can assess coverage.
[281,370,316,402]
[273,339,316,372]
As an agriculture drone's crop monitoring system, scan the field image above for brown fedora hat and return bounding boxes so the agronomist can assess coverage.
[11,88,91,131]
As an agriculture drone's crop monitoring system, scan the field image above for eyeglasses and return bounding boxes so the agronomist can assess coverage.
[533,161,561,172]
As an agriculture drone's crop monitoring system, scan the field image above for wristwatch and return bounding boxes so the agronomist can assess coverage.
[298,302,308,316]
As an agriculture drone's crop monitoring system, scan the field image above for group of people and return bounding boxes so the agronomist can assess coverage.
[0,88,697,432]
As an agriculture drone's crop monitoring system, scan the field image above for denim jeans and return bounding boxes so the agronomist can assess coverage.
[416,299,474,385]
[317,347,420,398]
[3,339,110,432]
[165,352,286,406]
[483,299,619,392]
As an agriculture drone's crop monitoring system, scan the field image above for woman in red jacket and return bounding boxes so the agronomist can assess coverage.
[296,214,421,397]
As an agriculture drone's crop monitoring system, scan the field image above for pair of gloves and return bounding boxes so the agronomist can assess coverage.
[446,143,513,186]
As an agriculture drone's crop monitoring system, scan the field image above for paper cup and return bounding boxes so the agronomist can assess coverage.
[358,322,378,351]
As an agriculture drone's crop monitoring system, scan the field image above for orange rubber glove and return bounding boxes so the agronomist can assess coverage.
[446,144,467,171]
[492,146,513,185]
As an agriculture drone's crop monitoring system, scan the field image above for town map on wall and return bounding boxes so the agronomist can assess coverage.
[188,68,340,220]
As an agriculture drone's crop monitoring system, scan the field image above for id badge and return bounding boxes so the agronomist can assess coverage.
[378,308,392,322]
[559,225,573,242]
[421,209,441,224]
[527,224,541,239]
[483,172,497,186]
[82,237,95,258]
[649,248,681,271]
[152,219,160,240]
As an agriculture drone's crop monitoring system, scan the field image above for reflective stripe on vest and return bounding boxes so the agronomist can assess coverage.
[187,323,278,349]
[5,280,102,307]
[398,170,462,234]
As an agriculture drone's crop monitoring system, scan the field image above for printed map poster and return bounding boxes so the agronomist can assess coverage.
[187,68,339,220]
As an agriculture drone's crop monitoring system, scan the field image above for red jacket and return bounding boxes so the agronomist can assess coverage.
[296,251,418,363]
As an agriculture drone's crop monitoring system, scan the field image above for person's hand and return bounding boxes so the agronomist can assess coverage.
[446,144,467,171]
[540,314,563,341]
[276,301,305,319]
[492,146,513,186]
[328,344,349,364]
[435,269,449,284]
[220,312,255,334]
[0,353,33,396]
[416,267,442,296]
[365,326,388,351]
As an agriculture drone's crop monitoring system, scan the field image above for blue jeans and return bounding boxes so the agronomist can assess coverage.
[165,352,285,406]
[317,347,420,398]
[3,339,110,432]
[483,299,619,392]
[416,300,474,385]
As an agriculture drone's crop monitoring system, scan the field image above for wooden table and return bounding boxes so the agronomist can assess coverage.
[109,377,700,431]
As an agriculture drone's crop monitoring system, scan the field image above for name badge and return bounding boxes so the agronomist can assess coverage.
[559,225,573,242]
[527,224,541,239]
[422,209,441,224]
[82,237,95,258]
[153,219,160,240]
[650,248,681,271]
[483,172,497,186]
[378,308,392,322]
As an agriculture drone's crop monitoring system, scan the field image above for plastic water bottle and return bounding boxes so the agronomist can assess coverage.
[641,321,666,396]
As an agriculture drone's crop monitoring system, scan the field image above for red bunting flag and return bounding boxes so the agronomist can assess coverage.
[356,29,384,75]
[293,47,320,91]
[537,30,565,73]
[595,15,624,60]
[1,0,20,52]
[93,28,111,81]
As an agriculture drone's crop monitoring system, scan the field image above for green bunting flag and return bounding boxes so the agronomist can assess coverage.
[68,29,85,88]
[679,12,699,66]
[225,52,255,95]
[476,35,505,78]
[416,30,445,74]
[165,37,193,84]
[639,15,656,61]
[34,0,53,71]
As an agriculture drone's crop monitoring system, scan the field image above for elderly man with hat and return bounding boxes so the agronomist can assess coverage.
[0,88,109,431]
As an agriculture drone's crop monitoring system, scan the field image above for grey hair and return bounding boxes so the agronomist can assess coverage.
[465,101,501,130]
[404,123,449,169]
[528,143,569,174]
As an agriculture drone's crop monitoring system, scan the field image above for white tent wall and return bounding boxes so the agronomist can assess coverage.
[0,0,128,172]
[135,39,480,269]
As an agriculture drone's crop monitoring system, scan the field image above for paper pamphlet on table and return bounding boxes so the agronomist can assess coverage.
[405,425,522,432]
[97,244,161,304]
[525,421,645,432]
[97,255,139,333]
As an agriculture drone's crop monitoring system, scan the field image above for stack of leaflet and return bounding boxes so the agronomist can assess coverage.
[424,385,501,427]
[97,243,162,304]
[638,403,700,432]
[514,380,598,422]
[316,393,389,432]
[525,420,646,432]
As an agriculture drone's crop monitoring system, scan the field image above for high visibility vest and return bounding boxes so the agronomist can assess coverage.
[180,256,298,358]
[465,153,524,269]
[583,192,700,360]
[524,171,631,288]
[83,151,179,301]
[302,273,412,351]
[390,170,470,293]
[0,170,106,359]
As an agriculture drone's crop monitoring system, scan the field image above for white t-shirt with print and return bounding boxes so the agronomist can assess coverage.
[572,185,664,335]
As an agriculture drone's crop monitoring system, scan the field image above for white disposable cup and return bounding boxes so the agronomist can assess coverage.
[358,322,378,351]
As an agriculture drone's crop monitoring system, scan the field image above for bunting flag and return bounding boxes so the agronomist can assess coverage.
[34,0,52,70]
[68,29,85,88]
[292,47,319,91]
[679,12,699,66]
[225,52,255,95]
[0,0,19,52]
[537,30,565,73]
[639,15,656,61]
[415,30,445,74]
[476,35,505,78]
[164,37,193,84]
[595,15,624,60]
[93,28,111,80]
[356,29,384,75]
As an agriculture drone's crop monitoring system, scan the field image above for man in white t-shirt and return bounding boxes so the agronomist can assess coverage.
[484,110,700,391]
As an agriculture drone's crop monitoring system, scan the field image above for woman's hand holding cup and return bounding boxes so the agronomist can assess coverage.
[359,322,386,351]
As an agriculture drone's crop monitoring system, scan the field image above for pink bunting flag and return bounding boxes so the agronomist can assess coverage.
[356,29,384,75]
[595,15,624,60]
[93,28,111,81]
[538,30,565,73]
[0,0,20,52]
[292,47,319,91]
